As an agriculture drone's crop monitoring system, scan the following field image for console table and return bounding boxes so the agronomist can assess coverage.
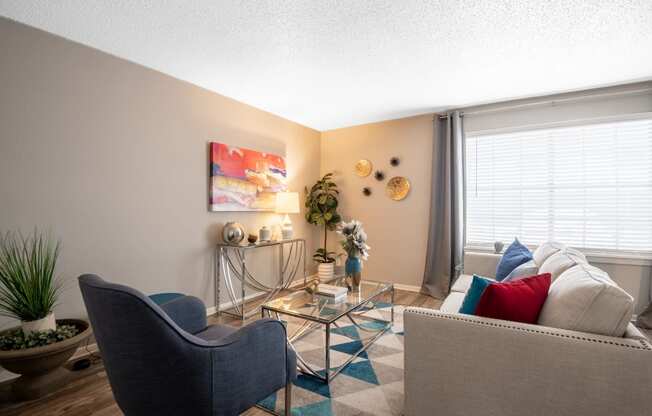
[215,238,306,320]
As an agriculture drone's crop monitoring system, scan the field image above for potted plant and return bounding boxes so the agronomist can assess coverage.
[0,231,91,400]
[305,173,342,282]
[338,220,370,290]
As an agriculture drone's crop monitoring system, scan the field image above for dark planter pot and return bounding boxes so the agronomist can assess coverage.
[0,319,92,401]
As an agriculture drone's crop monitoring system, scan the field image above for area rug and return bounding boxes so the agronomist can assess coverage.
[259,304,404,416]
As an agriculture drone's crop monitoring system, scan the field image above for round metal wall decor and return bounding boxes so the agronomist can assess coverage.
[386,176,410,201]
[354,159,373,177]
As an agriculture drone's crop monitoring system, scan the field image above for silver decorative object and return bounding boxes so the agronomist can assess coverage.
[222,222,245,245]
[494,241,504,254]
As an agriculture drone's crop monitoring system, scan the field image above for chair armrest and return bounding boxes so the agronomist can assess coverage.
[404,307,652,416]
[209,318,295,414]
[159,295,207,334]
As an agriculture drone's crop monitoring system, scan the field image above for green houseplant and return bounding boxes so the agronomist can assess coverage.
[305,173,342,281]
[0,230,91,400]
[0,231,62,334]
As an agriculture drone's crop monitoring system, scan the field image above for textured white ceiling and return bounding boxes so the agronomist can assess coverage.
[1,1,651,131]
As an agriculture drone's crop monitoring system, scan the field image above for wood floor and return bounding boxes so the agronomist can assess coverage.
[0,288,440,416]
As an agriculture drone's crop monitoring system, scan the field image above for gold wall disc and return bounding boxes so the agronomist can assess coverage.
[386,176,410,200]
[354,159,372,177]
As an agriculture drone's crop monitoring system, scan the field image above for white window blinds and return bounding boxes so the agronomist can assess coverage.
[465,117,652,254]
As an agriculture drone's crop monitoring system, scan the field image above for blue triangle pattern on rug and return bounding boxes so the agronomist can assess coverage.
[339,359,379,385]
[293,399,333,416]
[331,325,360,340]
[294,374,331,398]
[359,320,389,331]
[258,392,277,411]
[331,340,368,359]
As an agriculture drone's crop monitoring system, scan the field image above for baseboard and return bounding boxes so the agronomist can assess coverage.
[393,283,422,293]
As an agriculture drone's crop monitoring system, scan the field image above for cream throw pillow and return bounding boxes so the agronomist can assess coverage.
[538,264,634,337]
[532,241,565,267]
[538,247,587,281]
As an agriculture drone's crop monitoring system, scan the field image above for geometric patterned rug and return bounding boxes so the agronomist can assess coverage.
[258,304,404,415]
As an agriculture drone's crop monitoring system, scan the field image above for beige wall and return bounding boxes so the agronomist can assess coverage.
[321,115,434,289]
[0,17,321,329]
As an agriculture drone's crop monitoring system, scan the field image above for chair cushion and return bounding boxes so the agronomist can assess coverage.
[502,259,539,282]
[495,239,533,281]
[149,292,185,305]
[194,324,239,341]
[458,275,494,315]
[475,273,552,324]
[440,292,466,313]
[538,264,634,337]
[532,241,565,267]
[539,247,587,281]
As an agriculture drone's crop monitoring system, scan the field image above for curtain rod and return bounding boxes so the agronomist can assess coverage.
[436,86,652,119]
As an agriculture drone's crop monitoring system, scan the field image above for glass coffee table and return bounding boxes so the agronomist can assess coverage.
[261,279,394,383]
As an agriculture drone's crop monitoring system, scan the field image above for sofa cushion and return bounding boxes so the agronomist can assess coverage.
[495,239,533,281]
[458,275,493,315]
[538,264,634,337]
[475,273,552,324]
[532,241,565,266]
[502,259,539,282]
[451,274,474,293]
[440,292,466,313]
[539,247,587,281]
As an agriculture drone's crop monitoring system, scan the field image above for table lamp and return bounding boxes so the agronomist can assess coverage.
[275,192,300,240]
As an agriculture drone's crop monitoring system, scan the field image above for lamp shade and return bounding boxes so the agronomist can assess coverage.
[275,192,300,214]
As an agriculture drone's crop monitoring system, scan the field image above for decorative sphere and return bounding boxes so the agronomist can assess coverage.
[222,222,245,244]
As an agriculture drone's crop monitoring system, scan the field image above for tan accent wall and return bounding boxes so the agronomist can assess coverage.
[321,115,434,289]
[0,17,321,327]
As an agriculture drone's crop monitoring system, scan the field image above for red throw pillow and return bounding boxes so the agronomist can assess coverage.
[475,273,551,324]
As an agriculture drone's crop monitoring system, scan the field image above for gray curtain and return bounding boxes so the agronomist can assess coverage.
[422,111,465,299]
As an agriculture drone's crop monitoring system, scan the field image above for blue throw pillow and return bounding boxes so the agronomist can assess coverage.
[459,275,493,315]
[495,239,533,281]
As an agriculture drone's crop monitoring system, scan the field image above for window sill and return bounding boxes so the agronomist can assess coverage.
[464,246,652,267]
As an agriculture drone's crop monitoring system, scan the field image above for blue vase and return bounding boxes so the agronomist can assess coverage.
[345,256,362,289]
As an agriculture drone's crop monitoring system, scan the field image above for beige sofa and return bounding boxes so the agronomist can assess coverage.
[404,247,652,416]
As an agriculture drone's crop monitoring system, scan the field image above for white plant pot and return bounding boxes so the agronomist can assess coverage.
[21,313,56,335]
[317,262,335,282]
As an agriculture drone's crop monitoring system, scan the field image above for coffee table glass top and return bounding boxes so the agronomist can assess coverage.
[262,280,392,324]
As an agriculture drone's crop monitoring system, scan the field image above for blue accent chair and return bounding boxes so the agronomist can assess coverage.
[78,274,295,416]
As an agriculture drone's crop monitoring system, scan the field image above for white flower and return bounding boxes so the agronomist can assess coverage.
[338,220,370,260]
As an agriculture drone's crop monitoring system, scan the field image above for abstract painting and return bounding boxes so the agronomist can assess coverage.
[209,142,287,211]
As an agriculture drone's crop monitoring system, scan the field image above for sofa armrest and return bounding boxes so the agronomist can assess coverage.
[159,295,207,334]
[404,307,652,416]
[211,318,295,414]
[463,251,500,278]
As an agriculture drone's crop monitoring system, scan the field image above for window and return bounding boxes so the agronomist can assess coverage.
[465,117,652,255]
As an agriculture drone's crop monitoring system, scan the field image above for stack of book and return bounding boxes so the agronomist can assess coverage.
[315,284,348,303]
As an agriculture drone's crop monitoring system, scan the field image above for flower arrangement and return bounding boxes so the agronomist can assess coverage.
[338,220,370,260]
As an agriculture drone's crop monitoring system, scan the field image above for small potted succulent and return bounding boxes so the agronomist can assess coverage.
[305,173,342,282]
[338,220,370,290]
[0,230,91,400]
